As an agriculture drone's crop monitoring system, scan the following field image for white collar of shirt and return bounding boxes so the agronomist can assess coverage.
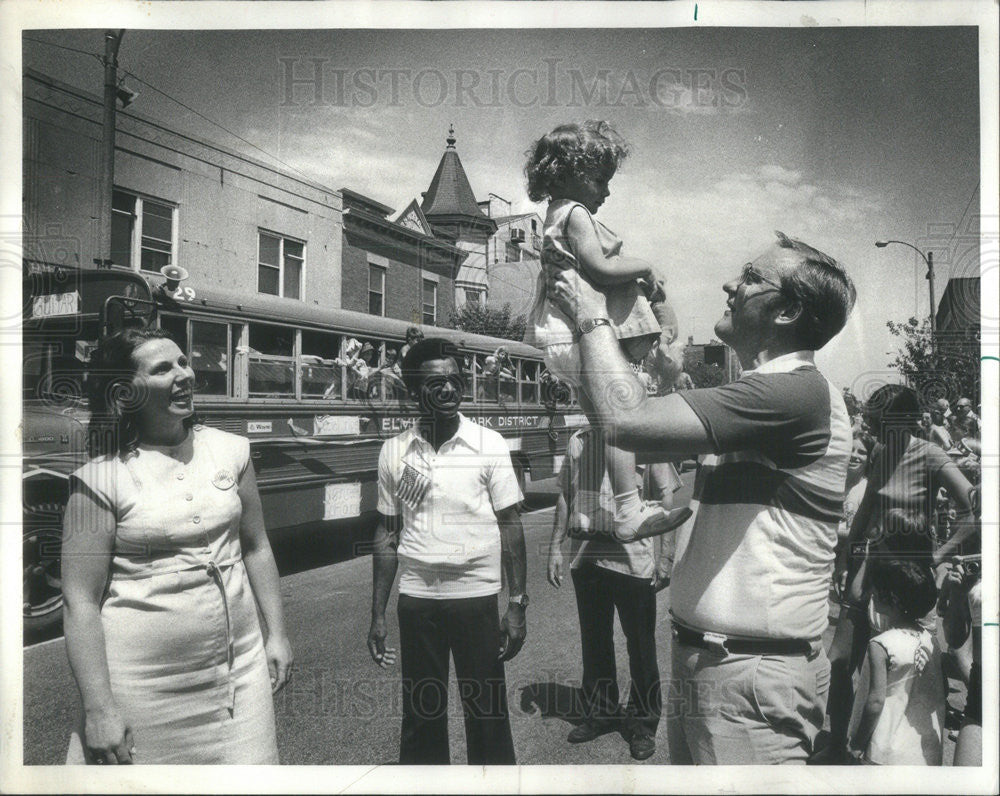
[743,349,816,376]
[402,412,479,455]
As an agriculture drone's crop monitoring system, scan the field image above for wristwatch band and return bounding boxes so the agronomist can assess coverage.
[576,317,612,338]
[508,594,529,608]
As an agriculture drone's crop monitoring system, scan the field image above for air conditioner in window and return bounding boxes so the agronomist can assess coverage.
[509,228,525,243]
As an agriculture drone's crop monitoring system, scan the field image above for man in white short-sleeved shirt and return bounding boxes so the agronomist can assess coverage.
[367,338,527,765]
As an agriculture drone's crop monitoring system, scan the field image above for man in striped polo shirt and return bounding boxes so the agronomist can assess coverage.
[547,231,856,764]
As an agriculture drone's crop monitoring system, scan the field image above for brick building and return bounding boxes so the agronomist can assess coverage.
[340,188,465,326]
[23,68,342,306]
[683,335,741,384]
[481,204,543,318]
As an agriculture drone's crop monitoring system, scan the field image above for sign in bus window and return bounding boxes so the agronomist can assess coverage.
[248,323,295,397]
[191,321,229,396]
[301,329,341,399]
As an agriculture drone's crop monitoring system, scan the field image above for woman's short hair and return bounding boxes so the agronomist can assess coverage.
[868,557,938,623]
[400,337,463,394]
[774,231,856,351]
[87,327,196,456]
[524,121,630,203]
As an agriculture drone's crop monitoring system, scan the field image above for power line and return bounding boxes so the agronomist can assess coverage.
[23,36,103,63]
[118,68,317,184]
[25,35,318,186]
[944,180,980,251]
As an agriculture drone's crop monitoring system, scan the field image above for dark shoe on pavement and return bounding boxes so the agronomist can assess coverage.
[808,743,848,765]
[567,717,619,743]
[628,729,656,760]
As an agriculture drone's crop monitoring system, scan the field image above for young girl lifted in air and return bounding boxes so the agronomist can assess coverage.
[524,120,686,542]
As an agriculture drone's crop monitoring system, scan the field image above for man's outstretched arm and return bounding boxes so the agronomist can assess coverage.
[551,268,713,457]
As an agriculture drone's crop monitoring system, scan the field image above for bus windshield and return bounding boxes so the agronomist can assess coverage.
[22,322,100,407]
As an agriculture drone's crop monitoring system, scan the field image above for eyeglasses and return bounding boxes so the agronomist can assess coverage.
[956,404,971,411]
[738,263,784,291]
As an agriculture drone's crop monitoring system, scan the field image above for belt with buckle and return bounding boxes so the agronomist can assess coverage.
[671,622,813,657]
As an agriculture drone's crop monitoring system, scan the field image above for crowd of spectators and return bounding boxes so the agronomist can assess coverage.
[818,386,981,766]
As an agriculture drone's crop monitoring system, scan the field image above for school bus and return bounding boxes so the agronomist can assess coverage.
[22,264,578,632]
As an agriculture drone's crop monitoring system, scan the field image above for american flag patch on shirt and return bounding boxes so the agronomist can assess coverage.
[396,463,431,509]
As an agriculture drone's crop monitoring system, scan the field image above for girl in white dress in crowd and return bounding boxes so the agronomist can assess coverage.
[524,120,686,542]
[848,558,945,765]
[63,328,292,764]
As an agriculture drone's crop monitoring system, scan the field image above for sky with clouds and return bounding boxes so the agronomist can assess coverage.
[22,25,981,391]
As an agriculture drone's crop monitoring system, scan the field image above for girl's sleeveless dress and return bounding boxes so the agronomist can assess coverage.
[65,425,278,764]
[848,627,945,764]
[525,199,661,385]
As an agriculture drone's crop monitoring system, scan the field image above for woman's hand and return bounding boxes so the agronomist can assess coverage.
[265,634,294,694]
[84,705,134,764]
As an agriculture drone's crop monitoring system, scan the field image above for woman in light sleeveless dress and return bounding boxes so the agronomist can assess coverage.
[63,328,292,764]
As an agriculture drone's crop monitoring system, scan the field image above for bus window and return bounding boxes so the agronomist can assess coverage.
[248,323,295,397]
[338,337,380,401]
[475,353,496,402]
[460,353,476,400]
[159,314,188,353]
[301,329,341,399]
[24,337,88,407]
[519,360,538,404]
[497,353,517,406]
[191,320,229,397]
[372,344,407,402]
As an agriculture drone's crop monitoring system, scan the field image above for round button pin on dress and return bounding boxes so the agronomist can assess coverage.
[212,469,236,490]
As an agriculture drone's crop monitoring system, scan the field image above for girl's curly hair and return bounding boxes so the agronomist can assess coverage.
[524,121,630,203]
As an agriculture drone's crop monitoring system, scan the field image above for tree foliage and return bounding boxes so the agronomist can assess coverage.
[886,317,980,408]
[684,362,727,389]
[448,301,527,342]
[842,387,862,418]
[681,346,728,389]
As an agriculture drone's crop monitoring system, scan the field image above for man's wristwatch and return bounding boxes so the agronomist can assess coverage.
[508,594,529,609]
[575,317,612,339]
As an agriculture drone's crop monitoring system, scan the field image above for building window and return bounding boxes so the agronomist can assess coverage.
[111,189,176,272]
[258,232,304,299]
[422,279,437,325]
[464,289,481,306]
[368,264,386,316]
[505,242,521,262]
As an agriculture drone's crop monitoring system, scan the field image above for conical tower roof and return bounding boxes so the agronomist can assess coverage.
[421,126,487,219]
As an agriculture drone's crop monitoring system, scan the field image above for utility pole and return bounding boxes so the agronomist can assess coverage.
[96,29,125,269]
[926,250,936,338]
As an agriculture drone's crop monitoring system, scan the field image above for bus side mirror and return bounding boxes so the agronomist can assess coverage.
[103,296,157,336]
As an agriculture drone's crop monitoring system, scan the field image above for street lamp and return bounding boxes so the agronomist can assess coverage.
[875,239,936,336]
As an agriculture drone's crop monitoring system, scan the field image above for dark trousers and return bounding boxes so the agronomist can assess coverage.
[571,564,661,734]
[397,593,515,765]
